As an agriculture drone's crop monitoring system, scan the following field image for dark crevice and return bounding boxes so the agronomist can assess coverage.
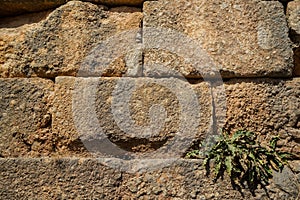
[289,29,300,77]
[141,52,145,77]
[219,77,231,82]
[279,0,289,15]
[220,76,295,83]
[210,86,219,136]
[108,6,142,12]
[0,10,52,28]
[186,78,203,84]
[49,77,56,83]
[140,13,145,77]
[188,76,291,83]
[113,137,170,153]
[289,29,300,44]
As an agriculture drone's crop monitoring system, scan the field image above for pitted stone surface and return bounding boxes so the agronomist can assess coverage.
[213,78,300,155]
[0,78,54,157]
[143,0,293,78]
[0,1,299,199]
[0,158,299,199]
[287,0,300,38]
[0,1,142,78]
[53,76,213,158]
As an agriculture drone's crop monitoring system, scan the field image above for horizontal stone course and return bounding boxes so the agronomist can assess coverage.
[1,77,299,159]
[143,0,293,78]
[0,158,299,199]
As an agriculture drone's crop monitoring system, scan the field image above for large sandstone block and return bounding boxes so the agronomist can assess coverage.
[287,0,300,76]
[0,1,142,78]
[0,78,54,157]
[143,0,293,78]
[0,158,299,199]
[0,0,144,17]
[53,76,213,158]
[213,78,300,154]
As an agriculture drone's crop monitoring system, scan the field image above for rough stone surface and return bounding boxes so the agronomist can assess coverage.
[0,0,299,199]
[273,166,300,198]
[53,76,213,158]
[287,0,300,38]
[143,0,293,78]
[0,78,54,157]
[0,158,299,199]
[51,77,90,157]
[213,78,300,155]
[287,0,300,76]
[0,0,144,17]
[0,1,142,78]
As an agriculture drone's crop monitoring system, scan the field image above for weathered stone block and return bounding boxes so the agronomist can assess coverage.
[0,0,144,17]
[213,78,300,154]
[0,1,142,78]
[53,76,213,158]
[0,78,54,157]
[0,158,299,199]
[143,0,293,78]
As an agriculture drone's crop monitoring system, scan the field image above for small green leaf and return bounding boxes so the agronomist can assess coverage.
[270,136,280,150]
[263,164,273,177]
[225,156,233,175]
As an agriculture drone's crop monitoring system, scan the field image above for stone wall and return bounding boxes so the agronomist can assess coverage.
[0,0,299,199]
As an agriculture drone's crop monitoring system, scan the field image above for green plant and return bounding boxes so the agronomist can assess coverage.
[186,130,292,194]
